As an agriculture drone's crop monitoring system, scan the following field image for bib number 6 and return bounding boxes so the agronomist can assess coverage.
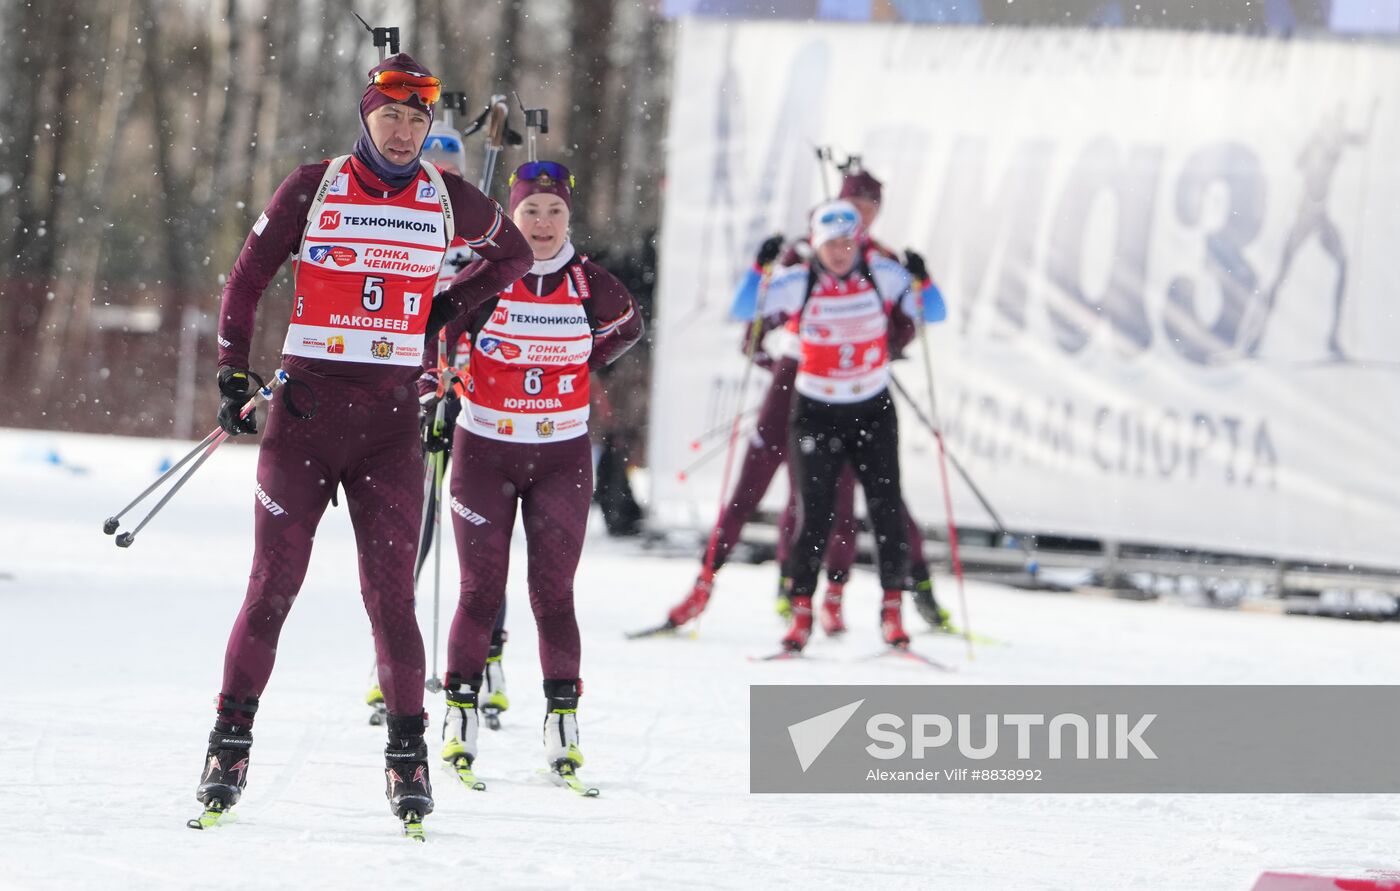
[523,368,543,395]
[362,276,385,312]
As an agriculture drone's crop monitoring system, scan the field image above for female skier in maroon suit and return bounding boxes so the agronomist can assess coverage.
[426,161,643,793]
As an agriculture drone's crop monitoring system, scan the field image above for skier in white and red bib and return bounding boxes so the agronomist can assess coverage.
[195,53,531,832]
[423,160,643,790]
[661,168,951,639]
[761,198,920,653]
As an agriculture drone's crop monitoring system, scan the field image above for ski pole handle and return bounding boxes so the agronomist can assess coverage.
[477,96,511,194]
[239,368,286,417]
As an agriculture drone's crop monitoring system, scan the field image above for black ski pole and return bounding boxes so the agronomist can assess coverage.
[352,12,399,60]
[106,370,287,548]
[514,92,549,164]
[440,92,469,129]
[813,145,835,200]
[888,372,1039,572]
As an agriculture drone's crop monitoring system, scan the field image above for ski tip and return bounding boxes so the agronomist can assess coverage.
[887,645,957,672]
[749,649,804,662]
[543,765,601,797]
[449,760,488,791]
[624,621,680,640]
[456,770,487,791]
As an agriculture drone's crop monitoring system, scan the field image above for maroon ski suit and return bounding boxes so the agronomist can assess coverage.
[424,250,643,685]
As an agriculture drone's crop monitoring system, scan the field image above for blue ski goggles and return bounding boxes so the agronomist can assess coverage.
[817,207,858,227]
[509,160,576,188]
[423,133,464,154]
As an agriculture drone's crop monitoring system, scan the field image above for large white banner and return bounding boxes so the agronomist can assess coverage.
[649,20,1400,569]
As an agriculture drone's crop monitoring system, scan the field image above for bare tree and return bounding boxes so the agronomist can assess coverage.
[494,0,524,98]
[35,0,143,388]
[194,0,240,209]
[0,0,50,389]
[138,0,197,321]
[567,0,616,232]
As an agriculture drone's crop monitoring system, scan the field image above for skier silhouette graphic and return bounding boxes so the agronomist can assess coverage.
[1241,100,1377,360]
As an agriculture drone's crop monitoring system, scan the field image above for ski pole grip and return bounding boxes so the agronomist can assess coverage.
[235,368,288,419]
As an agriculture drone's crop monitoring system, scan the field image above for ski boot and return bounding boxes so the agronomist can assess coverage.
[482,633,510,731]
[781,595,814,653]
[819,582,847,635]
[365,683,387,726]
[440,677,485,791]
[385,712,434,841]
[189,694,257,830]
[543,679,598,796]
[880,590,911,648]
[910,570,951,632]
[775,575,793,622]
[667,573,713,628]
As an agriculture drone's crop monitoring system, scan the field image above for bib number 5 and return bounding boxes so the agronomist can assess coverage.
[362,276,385,312]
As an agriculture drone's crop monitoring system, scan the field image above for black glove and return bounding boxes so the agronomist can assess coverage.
[216,367,259,436]
[420,397,451,454]
[904,249,929,282]
[424,297,453,345]
[755,234,784,268]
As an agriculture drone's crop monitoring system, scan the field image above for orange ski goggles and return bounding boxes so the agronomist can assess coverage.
[370,70,442,107]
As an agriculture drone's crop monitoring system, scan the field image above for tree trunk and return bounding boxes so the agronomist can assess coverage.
[35,0,141,389]
[0,0,48,389]
[493,0,523,95]
[615,9,668,239]
[25,2,82,392]
[194,0,239,209]
[567,0,616,232]
[140,0,196,319]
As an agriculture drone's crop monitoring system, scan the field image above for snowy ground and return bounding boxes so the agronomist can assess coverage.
[3,427,1400,890]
